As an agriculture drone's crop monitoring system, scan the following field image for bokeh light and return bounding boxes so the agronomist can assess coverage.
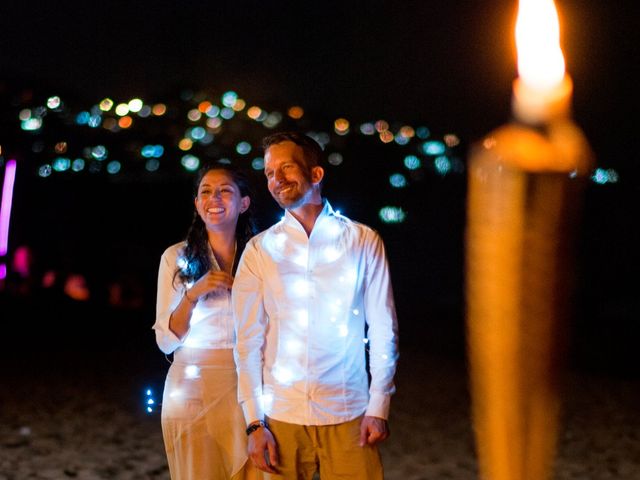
[422,140,446,155]
[115,103,129,116]
[251,157,264,170]
[288,106,304,119]
[128,98,143,113]
[327,153,343,166]
[181,155,200,171]
[99,98,114,111]
[404,155,421,170]
[434,155,451,175]
[152,104,167,116]
[389,173,407,188]
[379,206,406,224]
[107,161,121,174]
[334,118,350,135]
[236,141,252,155]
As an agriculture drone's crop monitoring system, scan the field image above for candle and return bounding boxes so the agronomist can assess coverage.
[465,1,594,480]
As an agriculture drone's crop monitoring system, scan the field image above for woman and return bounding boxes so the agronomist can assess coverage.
[153,164,260,479]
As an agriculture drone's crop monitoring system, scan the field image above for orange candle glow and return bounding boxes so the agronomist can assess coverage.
[465,1,594,480]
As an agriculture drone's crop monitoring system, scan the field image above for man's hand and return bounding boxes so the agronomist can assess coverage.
[248,425,279,474]
[359,415,390,446]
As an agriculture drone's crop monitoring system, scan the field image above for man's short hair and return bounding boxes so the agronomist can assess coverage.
[262,131,325,171]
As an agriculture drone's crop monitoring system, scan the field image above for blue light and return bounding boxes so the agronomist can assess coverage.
[72,159,85,172]
[434,156,451,175]
[190,127,206,141]
[145,159,160,172]
[236,141,252,155]
[144,387,158,414]
[359,123,376,135]
[91,145,108,160]
[88,115,102,128]
[38,165,52,177]
[394,134,410,146]
[251,157,264,170]
[591,168,620,184]
[107,161,121,174]
[21,118,42,131]
[220,107,235,119]
[422,141,446,156]
[222,91,238,107]
[379,206,406,224]
[206,105,220,118]
[181,155,200,171]
[389,173,407,188]
[76,111,90,125]
[416,127,431,139]
[138,105,152,118]
[404,155,421,170]
[52,157,71,172]
[200,133,214,145]
[141,145,156,158]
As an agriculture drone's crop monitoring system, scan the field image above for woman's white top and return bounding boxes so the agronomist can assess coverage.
[153,241,235,354]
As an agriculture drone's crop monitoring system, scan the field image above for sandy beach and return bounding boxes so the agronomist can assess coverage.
[1,297,639,479]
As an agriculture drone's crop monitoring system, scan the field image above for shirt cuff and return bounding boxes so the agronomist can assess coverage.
[365,392,391,419]
[154,325,185,355]
[241,398,265,425]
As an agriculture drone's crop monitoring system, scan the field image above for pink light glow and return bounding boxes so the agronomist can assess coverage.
[0,263,6,280]
[0,160,17,256]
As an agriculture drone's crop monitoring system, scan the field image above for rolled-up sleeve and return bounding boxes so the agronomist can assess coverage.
[363,230,399,419]
[232,240,268,424]
[153,245,186,354]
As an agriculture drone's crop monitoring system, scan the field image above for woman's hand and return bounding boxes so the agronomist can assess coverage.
[188,270,234,301]
[169,271,233,340]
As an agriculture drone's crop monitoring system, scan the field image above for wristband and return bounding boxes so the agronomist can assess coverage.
[246,420,267,436]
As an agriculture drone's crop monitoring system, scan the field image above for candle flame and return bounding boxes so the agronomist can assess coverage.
[516,0,565,90]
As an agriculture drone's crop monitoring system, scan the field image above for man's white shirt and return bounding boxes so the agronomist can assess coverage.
[233,201,399,425]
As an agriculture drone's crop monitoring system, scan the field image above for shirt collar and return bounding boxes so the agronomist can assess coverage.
[282,199,336,233]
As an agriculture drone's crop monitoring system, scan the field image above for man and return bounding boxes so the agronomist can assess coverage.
[233,131,399,479]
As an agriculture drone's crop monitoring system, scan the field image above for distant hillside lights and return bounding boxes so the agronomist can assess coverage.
[7,85,619,233]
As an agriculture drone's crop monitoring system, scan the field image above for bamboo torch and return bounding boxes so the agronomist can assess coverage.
[465,1,594,479]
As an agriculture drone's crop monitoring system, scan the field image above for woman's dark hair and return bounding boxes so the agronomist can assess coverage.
[174,163,257,285]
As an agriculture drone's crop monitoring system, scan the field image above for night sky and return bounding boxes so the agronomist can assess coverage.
[1,0,638,370]
[1,0,637,149]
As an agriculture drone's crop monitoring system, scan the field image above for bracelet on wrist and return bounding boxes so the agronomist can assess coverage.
[246,420,267,436]
[184,290,198,305]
